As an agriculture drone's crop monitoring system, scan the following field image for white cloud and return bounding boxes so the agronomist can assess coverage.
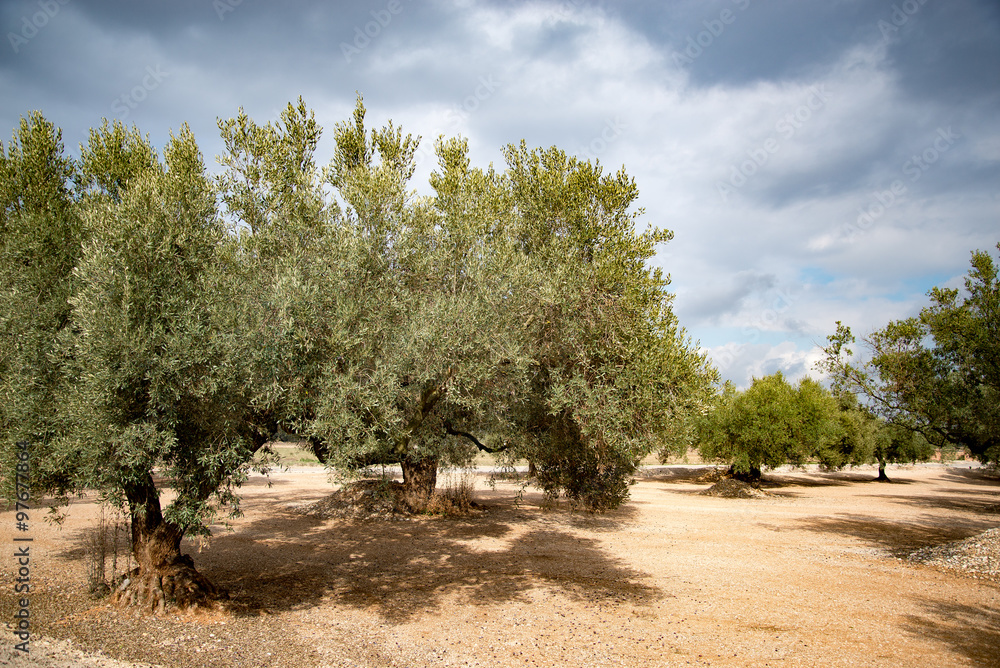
[3,0,997,389]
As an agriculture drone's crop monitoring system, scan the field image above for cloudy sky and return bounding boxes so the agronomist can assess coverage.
[2,0,998,386]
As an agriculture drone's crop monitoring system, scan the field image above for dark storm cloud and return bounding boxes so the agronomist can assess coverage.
[608,0,886,85]
[883,0,1000,105]
[615,0,1000,106]
[747,122,994,209]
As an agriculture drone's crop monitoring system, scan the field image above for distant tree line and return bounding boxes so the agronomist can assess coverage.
[682,243,998,482]
[685,372,936,484]
[819,243,999,468]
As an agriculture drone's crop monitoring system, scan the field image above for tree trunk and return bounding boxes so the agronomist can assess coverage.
[115,474,226,612]
[400,457,438,512]
[875,457,890,482]
[729,464,762,487]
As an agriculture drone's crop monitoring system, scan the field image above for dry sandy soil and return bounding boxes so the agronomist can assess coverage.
[2,462,999,667]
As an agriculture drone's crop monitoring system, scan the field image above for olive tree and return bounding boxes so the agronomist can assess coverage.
[500,141,718,509]
[301,99,717,511]
[821,393,933,481]
[819,243,1000,466]
[66,120,274,610]
[697,373,843,483]
[305,101,532,509]
[824,393,883,474]
[0,112,82,499]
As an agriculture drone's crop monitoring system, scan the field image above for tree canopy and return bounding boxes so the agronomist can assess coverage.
[819,243,1000,466]
[243,97,720,511]
[1,98,717,610]
[695,373,843,482]
[0,112,81,500]
[67,120,278,609]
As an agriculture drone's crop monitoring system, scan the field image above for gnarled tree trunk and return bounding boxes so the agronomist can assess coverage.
[400,457,438,512]
[115,474,226,613]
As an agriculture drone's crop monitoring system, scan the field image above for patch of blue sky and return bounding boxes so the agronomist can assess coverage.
[885,272,959,302]
[797,266,837,286]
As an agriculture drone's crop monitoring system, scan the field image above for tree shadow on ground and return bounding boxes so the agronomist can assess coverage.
[872,488,1000,515]
[762,471,916,488]
[641,467,918,489]
[902,598,1000,666]
[795,513,998,557]
[121,472,307,498]
[237,473,304,488]
[194,490,659,623]
[637,466,721,483]
[939,467,1000,487]
[53,522,132,563]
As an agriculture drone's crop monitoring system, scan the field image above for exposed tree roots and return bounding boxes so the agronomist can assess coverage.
[113,555,227,614]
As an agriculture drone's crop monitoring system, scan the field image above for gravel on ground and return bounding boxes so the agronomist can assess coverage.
[2,463,998,667]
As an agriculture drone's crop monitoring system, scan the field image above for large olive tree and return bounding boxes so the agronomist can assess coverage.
[66,120,278,610]
[302,99,717,510]
[303,101,532,510]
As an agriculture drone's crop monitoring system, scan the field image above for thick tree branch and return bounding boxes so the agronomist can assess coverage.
[444,421,505,453]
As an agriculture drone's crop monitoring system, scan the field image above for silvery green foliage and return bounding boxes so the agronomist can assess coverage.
[308,100,530,475]
[3,98,719,517]
[68,122,266,534]
[301,99,719,509]
[0,112,81,500]
[498,142,718,509]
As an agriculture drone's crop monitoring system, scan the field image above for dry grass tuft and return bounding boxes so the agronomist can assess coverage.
[84,503,131,598]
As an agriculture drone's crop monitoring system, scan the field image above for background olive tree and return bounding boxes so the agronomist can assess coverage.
[820,243,1000,467]
[822,393,933,481]
[0,112,81,500]
[696,373,843,483]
